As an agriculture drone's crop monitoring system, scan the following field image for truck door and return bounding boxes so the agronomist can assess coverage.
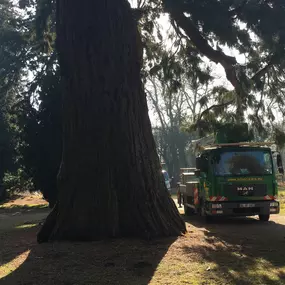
[272,151,284,182]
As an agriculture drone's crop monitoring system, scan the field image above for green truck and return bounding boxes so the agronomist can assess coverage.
[179,124,284,222]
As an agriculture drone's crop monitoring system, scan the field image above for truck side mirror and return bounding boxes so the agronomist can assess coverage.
[196,157,208,173]
[194,169,201,177]
[277,154,284,174]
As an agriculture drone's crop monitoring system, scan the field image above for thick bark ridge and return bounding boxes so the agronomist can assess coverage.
[37,0,186,242]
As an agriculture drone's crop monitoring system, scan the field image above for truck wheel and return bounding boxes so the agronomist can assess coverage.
[259,214,270,222]
[199,202,214,223]
[184,205,194,216]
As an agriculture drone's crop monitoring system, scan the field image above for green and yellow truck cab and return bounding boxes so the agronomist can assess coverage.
[180,124,284,222]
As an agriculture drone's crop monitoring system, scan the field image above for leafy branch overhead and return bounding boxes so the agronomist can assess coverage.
[134,0,285,138]
[161,0,285,123]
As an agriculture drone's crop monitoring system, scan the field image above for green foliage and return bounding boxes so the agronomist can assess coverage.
[274,128,285,149]
[161,0,285,131]
[0,109,16,184]
[0,0,60,206]
[215,123,254,144]
[3,169,34,192]
[153,126,193,176]
[13,67,61,207]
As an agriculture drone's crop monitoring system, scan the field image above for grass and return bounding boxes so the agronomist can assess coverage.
[0,193,285,284]
[15,223,38,229]
[1,213,285,285]
[0,203,48,210]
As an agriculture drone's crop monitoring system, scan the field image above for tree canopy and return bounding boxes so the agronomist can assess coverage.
[162,0,285,132]
[1,0,285,205]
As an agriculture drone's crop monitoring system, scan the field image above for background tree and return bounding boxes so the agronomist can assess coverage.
[144,27,230,175]
[0,0,60,206]
[13,67,61,208]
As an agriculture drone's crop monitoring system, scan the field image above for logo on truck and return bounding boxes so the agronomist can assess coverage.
[237,187,253,191]
[237,186,254,196]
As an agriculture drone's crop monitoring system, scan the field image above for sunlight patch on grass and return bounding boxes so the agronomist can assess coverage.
[0,204,48,210]
[0,250,30,279]
[243,258,285,285]
[150,239,285,285]
[152,260,215,285]
[15,223,37,229]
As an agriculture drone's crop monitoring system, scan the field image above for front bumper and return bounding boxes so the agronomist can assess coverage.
[205,200,280,216]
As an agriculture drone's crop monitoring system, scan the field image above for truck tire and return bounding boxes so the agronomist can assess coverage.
[199,200,214,223]
[259,214,270,222]
[184,205,194,216]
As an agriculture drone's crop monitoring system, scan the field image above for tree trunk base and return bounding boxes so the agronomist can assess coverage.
[37,193,186,243]
[37,204,58,243]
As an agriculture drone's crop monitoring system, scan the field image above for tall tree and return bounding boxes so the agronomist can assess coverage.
[38,0,185,242]
[0,0,61,206]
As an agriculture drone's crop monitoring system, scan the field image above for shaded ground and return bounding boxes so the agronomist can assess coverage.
[0,193,285,284]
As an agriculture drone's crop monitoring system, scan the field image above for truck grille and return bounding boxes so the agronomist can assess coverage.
[233,207,260,214]
[225,184,267,197]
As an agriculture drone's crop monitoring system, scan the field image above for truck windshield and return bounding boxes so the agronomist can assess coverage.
[214,150,273,176]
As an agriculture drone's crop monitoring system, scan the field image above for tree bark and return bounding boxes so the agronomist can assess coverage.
[37,0,186,242]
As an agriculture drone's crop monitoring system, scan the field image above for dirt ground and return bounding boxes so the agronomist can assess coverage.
[0,194,285,285]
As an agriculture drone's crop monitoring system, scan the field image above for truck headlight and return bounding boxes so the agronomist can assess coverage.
[270,202,279,207]
[212,204,222,209]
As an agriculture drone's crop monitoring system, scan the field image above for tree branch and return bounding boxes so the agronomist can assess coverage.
[228,0,249,18]
[251,53,280,82]
[147,77,167,129]
[198,99,235,122]
[166,6,237,66]
[165,4,241,92]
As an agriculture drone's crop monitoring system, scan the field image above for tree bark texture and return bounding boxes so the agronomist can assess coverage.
[37,0,186,242]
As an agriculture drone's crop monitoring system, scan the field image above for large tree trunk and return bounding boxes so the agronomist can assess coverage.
[37,0,186,242]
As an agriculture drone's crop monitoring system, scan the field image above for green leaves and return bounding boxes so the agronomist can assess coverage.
[158,0,285,139]
[274,128,285,148]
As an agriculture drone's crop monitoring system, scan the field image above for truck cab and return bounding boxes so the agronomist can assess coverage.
[198,145,281,221]
[179,124,284,222]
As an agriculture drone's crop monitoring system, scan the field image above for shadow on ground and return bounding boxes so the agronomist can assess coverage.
[0,192,23,206]
[183,214,285,285]
[1,224,176,285]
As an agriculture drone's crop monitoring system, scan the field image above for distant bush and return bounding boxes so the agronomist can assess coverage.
[3,169,34,193]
